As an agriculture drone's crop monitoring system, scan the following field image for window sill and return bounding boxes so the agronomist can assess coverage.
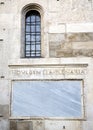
[8,57,89,67]
[9,116,86,121]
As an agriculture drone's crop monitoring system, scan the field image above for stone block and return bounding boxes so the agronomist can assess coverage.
[72,41,93,49]
[49,24,65,33]
[17,121,30,130]
[10,120,33,130]
[0,120,9,130]
[0,80,9,104]
[56,49,93,57]
[29,121,33,130]
[71,0,92,10]
[0,105,9,118]
[45,120,82,130]
[73,49,93,57]
[48,0,60,12]
[67,23,93,33]
[49,33,65,42]
[56,49,73,57]
[0,14,13,27]
[49,50,56,57]
[10,120,17,130]
[49,34,66,57]
[33,120,45,130]
[49,42,57,49]
[83,121,93,130]
[67,33,93,42]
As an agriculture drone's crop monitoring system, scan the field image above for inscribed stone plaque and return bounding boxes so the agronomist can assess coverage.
[11,80,82,117]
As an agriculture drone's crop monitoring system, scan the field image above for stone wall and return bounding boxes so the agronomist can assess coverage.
[49,33,93,57]
[0,0,93,130]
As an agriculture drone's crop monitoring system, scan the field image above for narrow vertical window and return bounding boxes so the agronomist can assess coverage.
[25,10,41,58]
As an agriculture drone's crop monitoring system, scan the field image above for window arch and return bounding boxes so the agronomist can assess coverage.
[21,4,44,58]
[25,10,41,57]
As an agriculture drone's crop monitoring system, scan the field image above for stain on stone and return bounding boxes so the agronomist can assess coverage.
[0,39,3,41]
[0,2,5,4]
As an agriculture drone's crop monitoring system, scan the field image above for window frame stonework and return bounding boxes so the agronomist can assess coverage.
[21,4,44,58]
[25,10,41,58]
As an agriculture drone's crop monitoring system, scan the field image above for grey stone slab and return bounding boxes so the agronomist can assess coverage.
[11,80,82,117]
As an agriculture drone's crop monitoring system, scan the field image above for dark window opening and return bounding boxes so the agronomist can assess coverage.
[25,10,41,58]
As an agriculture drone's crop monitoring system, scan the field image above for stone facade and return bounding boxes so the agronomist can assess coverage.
[0,0,93,130]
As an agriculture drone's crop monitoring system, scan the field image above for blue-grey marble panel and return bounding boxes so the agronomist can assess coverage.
[11,80,82,117]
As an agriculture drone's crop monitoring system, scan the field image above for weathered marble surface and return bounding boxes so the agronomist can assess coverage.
[11,80,82,117]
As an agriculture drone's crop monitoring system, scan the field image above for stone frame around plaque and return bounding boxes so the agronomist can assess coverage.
[9,79,86,120]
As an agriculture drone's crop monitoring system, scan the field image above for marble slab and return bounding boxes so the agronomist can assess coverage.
[11,80,82,117]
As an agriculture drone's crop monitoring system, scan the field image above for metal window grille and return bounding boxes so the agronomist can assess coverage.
[25,10,41,58]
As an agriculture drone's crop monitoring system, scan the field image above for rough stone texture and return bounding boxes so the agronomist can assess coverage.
[56,49,73,57]
[6,57,93,130]
[45,120,82,130]
[0,80,9,105]
[10,120,44,130]
[29,121,33,130]
[17,121,30,130]
[49,33,66,57]
[56,49,93,57]
[72,41,93,49]
[66,23,93,33]
[33,120,45,130]
[0,0,93,130]
[0,105,9,118]
[83,121,93,130]
[73,49,93,57]
[49,34,65,43]
[10,121,17,130]
[49,33,93,57]
[66,33,93,42]
[10,120,34,130]
[0,120,9,130]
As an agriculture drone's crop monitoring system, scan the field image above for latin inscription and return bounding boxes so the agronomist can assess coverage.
[11,68,86,76]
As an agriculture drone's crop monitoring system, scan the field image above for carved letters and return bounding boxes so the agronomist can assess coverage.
[11,67,86,77]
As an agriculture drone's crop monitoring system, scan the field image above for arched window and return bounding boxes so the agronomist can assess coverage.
[25,10,41,58]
